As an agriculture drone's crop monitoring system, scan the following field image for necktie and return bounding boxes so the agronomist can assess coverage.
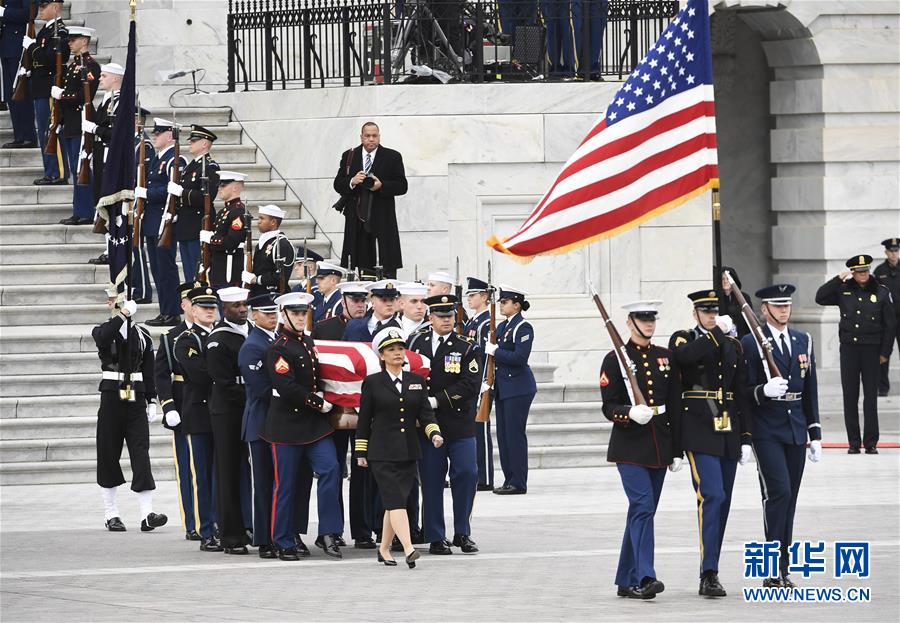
[780,333,789,357]
[373,321,383,335]
[437,336,445,348]
[364,153,372,173]
[394,377,402,390]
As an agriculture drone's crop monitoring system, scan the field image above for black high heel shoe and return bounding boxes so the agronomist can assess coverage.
[405,549,420,568]
[377,551,397,566]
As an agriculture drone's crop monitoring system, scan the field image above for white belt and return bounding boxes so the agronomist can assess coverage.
[102,371,143,381]
[648,405,666,415]
[272,389,280,397]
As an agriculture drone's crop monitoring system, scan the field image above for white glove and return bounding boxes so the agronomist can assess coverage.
[146,403,159,424]
[22,34,35,49]
[669,457,683,473]
[715,314,734,335]
[241,270,257,284]
[121,299,137,317]
[428,397,438,409]
[167,181,183,197]
[484,342,498,356]
[739,444,752,465]
[313,391,333,413]
[50,85,64,100]
[161,211,173,223]
[199,230,213,244]
[479,382,491,394]
[134,185,147,199]
[0,7,6,17]
[763,376,789,398]
[16,66,27,77]
[81,120,97,134]
[628,404,654,425]
[807,439,822,463]
[165,410,181,427]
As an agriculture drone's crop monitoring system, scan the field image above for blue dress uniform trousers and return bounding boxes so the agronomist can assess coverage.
[186,432,216,539]
[419,436,478,542]
[541,0,575,75]
[61,135,94,220]
[179,240,201,283]
[686,451,737,575]
[615,464,666,587]
[144,234,181,317]
[499,0,537,36]
[476,419,494,488]
[752,440,806,572]
[0,57,36,143]
[33,97,63,179]
[248,439,313,546]
[172,427,196,533]
[495,393,534,491]
[270,438,343,550]
[571,0,608,73]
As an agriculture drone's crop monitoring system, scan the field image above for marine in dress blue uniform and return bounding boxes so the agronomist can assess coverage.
[407,295,481,555]
[742,284,822,588]
[463,277,495,490]
[486,285,536,495]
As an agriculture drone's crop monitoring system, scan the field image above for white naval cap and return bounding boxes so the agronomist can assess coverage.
[67,26,95,38]
[218,170,248,183]
[338,281,369,297]
[398,282,428,297]
[372,327,406,353]
[426,271,455,285]
[257,204,285,219]
[621,300,662,318]
[275,291,314,309]
[100,62,125,76]
[217,286,249,303]
[316,261,346,278]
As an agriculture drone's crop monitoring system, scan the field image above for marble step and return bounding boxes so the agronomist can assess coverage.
[0,263,108,286]
[0,122,243,146]
[0,457,175,486]
[0,352,99,377]
[0,433,172,463]
[0,142,258,167]
[0,161,272,186]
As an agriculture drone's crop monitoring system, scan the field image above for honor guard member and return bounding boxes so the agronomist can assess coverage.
[130,108,156,297]
[398,281,428,338]
[342,279,402,342]
[600,301,681,600]
[52,25,99,225]
[874,238,900,395]
[262,292,344,561]
[0,0,38,149]
[170,124,220,282]
[92,289,167,532]
[206,286,252,554]
[27,0,69,183]
[669,290,752,597]
[311,281,372,548]
[407,294,481,555]
[426,271,454,297]
[200,170,248,287]
[290,245,324,292]
[742,284,822,588]
[312,262,347,323]
[154,281,200,540]
[484,285,536,495]
[174,285,222,551]
[463,277,495,491]
[816,255,896,454]
[243,204,296,296]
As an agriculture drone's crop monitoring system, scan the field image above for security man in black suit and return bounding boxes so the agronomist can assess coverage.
[815,254,896,453]
[172,124,219,282]
[874,238,900,395]
[463,277,495,491]
[669,290,752,598]
[407,294,481,555]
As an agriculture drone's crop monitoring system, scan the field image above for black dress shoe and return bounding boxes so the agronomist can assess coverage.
[476,484,494,492]
[315,534,342,558]
[406,549,420,568]
[3,140,36,149]
[763,576,783,588]
[75,217,93,225]
[848,447,861,454]
[59,215,80,225]
[34,176,66,185]
[258,545,278,559]
[699,572,726,597]
[140,512,168,532]
[391,536,404,553]
[492,485,526,495]
[105,517,126,532]
[185,530,201,541]
[200,537,223,552]
[411,529,425,545]
[278,546,300,561]
[295,535,311,557]
[429,539,452,555]
[865,447,879,455]
[88,253,109,265]
[640,577,665,597]
[354,537,376,549]
[616,586,630,597]
[224,545,249,555]
[146,315,180,327]
[47,177,68,185]
[332,534,347,547]
[624,585,656,600]
[452,534,479,553]
[134,298,152,304]
[780,572,796,588]
[377,551,398,566]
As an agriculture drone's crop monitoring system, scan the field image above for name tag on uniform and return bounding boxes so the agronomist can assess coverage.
[409,383,422,390]
[444,354,461,374]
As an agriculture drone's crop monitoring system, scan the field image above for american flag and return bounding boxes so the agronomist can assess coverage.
[487,0,718,260]
[314,340,431,408]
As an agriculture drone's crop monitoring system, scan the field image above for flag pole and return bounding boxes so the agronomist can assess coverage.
[711,185,722,290]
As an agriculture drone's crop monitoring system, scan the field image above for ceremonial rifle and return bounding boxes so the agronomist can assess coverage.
[76,59,94,186]
[454,256,464,335]
[157,121,181,248]
[242,213,254,287]
[724,270,781,379]
[132,114,146,248]
[589,282,648,407]
[475,261,496,423]
[303,238,313,332]
[11,1,37,101]
[44,19,63,156]
[200,155,211,275]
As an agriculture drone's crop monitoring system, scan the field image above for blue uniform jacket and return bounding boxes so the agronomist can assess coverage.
[741,327,820,445]
[0,0,30,59]
[341,312,400,343]
[143,144,185,238]
[238,325,277,442]
[312,289,343,324]
[493,312,537,400]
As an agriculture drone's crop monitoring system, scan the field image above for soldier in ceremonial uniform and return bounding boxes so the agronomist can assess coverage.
[130,108,155,299]
[170,124,220,282]
[93,290,167,533]
[290,245,323,292]
[463,277,495,491]
[201,170,247,288]
[815,255,896,453]
[600,301,681,600]
[342,279,402,342]
[398,281,428,337]
[874,238,900,395]
[243,204,295,297]
[312,262,346,324]
[742,284,822,588]
[407,294,481,555]
[155,282,199,540]
[0,0,38,149]
[263,292,344,561]
[669,290,752,597]
[174,286,221,551]
[484,285,536,495]
[52,25,98,225]
[426,271,454,297]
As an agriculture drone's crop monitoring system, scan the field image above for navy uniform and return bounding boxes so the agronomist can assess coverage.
[462,277,495,490]
[262,292,344,560]
[205,170,248,288]
[488,285,537,495]
[130,118,155,301]
[0,0,38,148]
[247,204,296,297]
[742,284,822,588]
[312,262,346,324]
[174,286,221,551]
[342,279,402,342]
[27,10,68,182]
[600,302,680,600]
[815,255,896,453]
[407,295,481,554]
[92,291,166,532]
[154,282,198,540]
[669,290,752,597]
[176,125,220,282]
[290,244,324,293]
[88,63,122,206]
[874,238,900,395]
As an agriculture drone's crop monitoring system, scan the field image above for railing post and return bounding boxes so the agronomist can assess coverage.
[302,7,312,89]
[341,6,352,87]
[580,0,590,81]
[227,2,236,92]
[382,2,391,84]
[473,1,484,83]
[264,3,274,90]
[629,3,639,73]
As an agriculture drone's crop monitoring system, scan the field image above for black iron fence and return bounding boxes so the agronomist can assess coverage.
[226,0,679,91]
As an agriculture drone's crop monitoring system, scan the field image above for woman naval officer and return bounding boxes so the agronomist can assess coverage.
[355,328,444,568]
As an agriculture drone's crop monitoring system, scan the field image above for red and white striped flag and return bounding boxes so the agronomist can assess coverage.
[487,0,718,261]
[314,340,431,408]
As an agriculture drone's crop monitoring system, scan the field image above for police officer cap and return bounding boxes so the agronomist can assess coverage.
[257,204,285,220]
[464,277,489,294]
[755,284,796,305]
[218,170,247,183]
[296,245,324,262]
[622,300,662,320]
[424,294,458,317]
[373,327,406,352]
[217,286,249,303]
[368,279,401,298]
[247,292,278,312]
[687,289,720,311]
[275,292,314,311]
[67,26,95,39]
[338,281,369,298]
[188,124,217,142]
[316,262,346,278]
[426,271,455,286]
[189,286,218,308]
[881,238,900,251]
[845,254,873,272]
[398,282,428,297]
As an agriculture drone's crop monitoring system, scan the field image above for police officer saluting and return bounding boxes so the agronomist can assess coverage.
[874,238,900,396]
[201,170,248,287]
[742,284,822,588]
[242,204,296,296]
[407,294,481,555]
[815,255,896,454]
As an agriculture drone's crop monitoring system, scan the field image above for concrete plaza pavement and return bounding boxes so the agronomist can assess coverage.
[1,445,898,623]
